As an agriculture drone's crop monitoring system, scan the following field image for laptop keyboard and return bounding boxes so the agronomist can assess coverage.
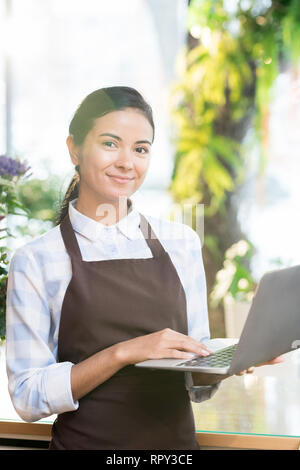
[177,343,238,368]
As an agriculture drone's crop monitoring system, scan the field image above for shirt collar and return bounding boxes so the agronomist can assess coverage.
[68,197,141,241]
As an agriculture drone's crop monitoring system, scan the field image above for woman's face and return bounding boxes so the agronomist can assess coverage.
[67,108,153,205]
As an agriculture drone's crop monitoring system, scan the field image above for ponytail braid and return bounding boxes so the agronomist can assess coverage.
[54,165,80,225]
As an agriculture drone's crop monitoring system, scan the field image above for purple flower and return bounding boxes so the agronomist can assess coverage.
[0,155,31,178]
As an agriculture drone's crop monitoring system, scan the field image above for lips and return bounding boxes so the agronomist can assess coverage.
[107,174,134,183]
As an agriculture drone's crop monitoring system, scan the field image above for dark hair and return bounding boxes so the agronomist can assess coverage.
[54,86,155,225]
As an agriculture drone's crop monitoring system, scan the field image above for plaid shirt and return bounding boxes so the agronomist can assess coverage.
[6,197,217,422]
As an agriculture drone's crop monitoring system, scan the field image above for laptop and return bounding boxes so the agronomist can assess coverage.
[135,264,300,376]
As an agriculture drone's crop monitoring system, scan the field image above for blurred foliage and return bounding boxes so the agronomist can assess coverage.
[14,176,63,239]
[169,0,300,336]
[0,249,9,339]
[1,169,65,339]
[0,156,32,340]
[210,239,257,307]
[17,177,61,222]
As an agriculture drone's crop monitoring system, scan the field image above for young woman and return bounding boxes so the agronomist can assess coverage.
[5,86,282,450]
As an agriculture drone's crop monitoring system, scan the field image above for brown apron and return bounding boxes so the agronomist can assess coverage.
[48,210,200,450]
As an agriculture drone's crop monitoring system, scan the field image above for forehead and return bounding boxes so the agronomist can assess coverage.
[90,108,153,139]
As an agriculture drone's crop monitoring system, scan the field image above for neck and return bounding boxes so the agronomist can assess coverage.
[75,192,132,226]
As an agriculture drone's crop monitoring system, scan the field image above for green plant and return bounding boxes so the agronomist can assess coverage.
[210,239,257,308]
[17,176,63,223]
[0,250,9,339]
[0,154,31,341]
[169,0,300,336]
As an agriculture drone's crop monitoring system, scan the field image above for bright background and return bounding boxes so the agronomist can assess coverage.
[1,0,300,281]
[1,0,300,439]
[0,0,187,251]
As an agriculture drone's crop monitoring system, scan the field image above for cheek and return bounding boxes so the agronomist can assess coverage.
[136,158,150,177]
[82,144,112,166]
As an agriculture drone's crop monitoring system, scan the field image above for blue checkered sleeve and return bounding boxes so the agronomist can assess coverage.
[5,247,78,422]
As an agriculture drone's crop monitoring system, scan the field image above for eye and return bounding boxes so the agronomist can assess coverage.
[103,141,117,148]
[136,147,149,155]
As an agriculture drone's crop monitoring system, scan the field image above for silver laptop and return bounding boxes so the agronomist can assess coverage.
[135,265,300,376]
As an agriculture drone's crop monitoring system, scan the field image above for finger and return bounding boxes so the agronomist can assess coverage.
[269,355,285,363]
[176,343,212,355]
[236,370,247,376]
[195,343,213,355]
[167,330,214,354]
[200,343,214,354]
[193,339,213,354]
[165,349,196,360]
[166,335,213,356]
[257,355,285,367]
[176,340,212,356]
[246,367,255,373]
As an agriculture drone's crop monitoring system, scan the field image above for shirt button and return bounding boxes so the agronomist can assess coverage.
[101,229,113,239]
[109,248,118,258]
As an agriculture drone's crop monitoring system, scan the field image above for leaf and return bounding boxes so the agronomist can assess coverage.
[0,177,15,188]
[202,151,234,199]
[208,136,242,169]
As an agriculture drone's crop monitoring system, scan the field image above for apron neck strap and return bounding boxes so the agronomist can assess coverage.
[60,212,166,262]
[60,212,83,262]
[139,213,166,259]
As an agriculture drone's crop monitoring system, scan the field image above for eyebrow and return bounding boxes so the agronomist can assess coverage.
[98,133,152,145]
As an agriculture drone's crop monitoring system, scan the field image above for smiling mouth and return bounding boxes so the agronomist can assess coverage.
[107,174,134,183]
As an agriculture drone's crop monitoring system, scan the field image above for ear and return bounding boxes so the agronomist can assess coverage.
[66,134,80,166]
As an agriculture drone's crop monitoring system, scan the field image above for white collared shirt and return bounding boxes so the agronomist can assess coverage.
[5,197,213,422]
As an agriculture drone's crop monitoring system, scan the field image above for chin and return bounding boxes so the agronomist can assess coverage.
[104,192,132,203]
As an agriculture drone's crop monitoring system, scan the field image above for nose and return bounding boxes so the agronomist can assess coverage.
[115,150,134,170]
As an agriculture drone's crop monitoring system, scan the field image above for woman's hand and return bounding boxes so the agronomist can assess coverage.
[114,328,213,366]
[236,354,286,376]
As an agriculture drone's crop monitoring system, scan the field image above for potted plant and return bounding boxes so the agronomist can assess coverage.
[0,155,31,344]
[210,239,257,338]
